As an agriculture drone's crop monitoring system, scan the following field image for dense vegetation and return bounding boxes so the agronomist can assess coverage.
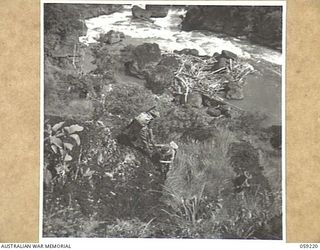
[43,4,282,239]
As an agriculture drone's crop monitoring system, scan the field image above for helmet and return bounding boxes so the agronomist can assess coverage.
[169,141,179,150]
[149,110,160,118]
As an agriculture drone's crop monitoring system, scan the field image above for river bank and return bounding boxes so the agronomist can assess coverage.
[79,4,282,125]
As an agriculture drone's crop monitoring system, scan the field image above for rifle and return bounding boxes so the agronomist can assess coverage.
[145,106,156,113]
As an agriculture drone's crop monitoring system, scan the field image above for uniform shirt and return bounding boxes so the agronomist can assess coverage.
[159,148,176,164]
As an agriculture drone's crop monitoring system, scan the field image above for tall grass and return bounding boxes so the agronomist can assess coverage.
[162,129,236,231]
[160,125,281,239]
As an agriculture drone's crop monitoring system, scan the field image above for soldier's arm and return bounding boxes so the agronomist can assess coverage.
[148,128,155,145]
[159,160,172,164]
[140,127,151,148]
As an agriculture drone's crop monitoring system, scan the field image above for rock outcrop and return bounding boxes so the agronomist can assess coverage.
[181,6,282,50]
[158,55,180,73]
[124,43,162,79]
[146,65,175,94]
[174,48,199,56]
[186,92,203,108]
[99,30,125,44]
[132,5,152,20]
[145,5,169,18]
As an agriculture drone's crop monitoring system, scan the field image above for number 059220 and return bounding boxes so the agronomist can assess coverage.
[300,244,319,248]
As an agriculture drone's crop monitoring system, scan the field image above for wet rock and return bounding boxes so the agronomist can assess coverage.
[145,5,169,18]
[186,92,203,108]
[221,50,238,60]
[180,6,203,31]
[132,5,152,20]
[219,105,231,118]
[125,43,162,79]
[207,107,222,117]
[212,52,221,58]
[226,82,244,100]
[146,65,175,94]
[158,55,180,72]
[202,95,222,107]
[174,48,199,56]
[99,30,124,44]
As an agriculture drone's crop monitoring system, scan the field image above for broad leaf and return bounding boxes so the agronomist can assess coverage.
[50,136,63,148]
[64,126,70,134]
[70,134,81,146]
[52,121,65,132]
[65,124,83,134]
[64,142,74,151]
[64,154,73,162]
[51,144,58,154]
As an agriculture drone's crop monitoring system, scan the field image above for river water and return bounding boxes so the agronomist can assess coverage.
[80,5,283,125]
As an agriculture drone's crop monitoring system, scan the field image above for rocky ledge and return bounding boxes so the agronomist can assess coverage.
[181,6,282,50]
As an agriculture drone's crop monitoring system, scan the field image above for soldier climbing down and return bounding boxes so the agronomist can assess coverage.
[152,141,179,178]
[122,107,160,155]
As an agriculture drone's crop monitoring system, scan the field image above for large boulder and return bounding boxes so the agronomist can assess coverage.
[132,5,152,20]
[186,92,203,108]
[212,52,221,58]
[146,65,174,94]
[226,82,244,100]
[221,50,238,60]
[99,30,125,44]
[174,48,199,56]
[158,55,180,72]
[181,6,282,50]
[207,107,222,117]
[145,5,169,18]
[125,43,162,79]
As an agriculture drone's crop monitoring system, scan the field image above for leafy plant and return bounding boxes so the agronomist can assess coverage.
[44,121,84,184]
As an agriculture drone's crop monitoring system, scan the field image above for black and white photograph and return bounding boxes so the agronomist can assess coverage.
[42,1,284,240]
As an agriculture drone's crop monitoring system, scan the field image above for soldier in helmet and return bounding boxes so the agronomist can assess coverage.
[153,141,179,178]
[124,108,160,155]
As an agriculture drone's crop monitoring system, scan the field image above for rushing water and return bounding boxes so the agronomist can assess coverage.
[79,5,282,125]
[80,5,282,65]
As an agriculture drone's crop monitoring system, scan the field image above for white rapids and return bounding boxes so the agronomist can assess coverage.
[79,5,283,65]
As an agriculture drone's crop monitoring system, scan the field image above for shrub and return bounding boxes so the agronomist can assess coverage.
[91,45,115,80]
[102,80,158,133]
[152,106,215,142]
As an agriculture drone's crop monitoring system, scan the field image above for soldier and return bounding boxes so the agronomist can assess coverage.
[125,108,160,155]
[153,141,179,177]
